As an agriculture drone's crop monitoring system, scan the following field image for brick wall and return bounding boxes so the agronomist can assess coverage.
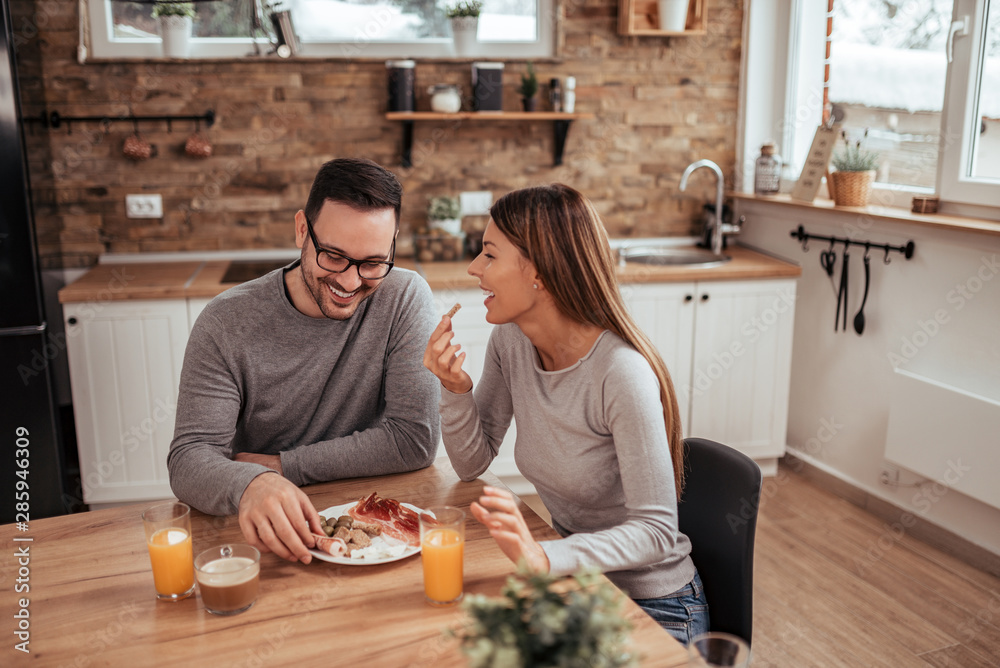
[11,0,742,269]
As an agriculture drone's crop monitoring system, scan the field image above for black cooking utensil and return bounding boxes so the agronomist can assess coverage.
[835,244,849,332]
[854,248,871,335]
[820,247,837,277]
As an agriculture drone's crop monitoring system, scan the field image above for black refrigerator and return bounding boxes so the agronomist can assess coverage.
[1,0,70,522]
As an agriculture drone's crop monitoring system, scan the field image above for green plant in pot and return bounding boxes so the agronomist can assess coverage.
[152,2,196,18]
[450,565,636,667]
[153,2,196,58]
[447,0,482,57]
[519,61,539,112]
[427,195,462,236]
[829,129,881,207]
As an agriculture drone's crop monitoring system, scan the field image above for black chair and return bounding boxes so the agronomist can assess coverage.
[677,437,762,646]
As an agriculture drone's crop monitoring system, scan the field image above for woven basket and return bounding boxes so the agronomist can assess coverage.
[830,170,875,207]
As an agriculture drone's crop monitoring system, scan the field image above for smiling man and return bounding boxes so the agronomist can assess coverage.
[168,158,440,564]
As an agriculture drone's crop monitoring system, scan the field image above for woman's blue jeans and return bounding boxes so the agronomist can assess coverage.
[633,571,710,646]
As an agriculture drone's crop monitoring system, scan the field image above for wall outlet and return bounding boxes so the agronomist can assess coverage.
[460,191,492,216]
[125,194,163,219]
[879,465,900,486]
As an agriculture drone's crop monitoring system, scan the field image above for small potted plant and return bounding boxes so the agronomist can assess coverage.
[450,565,636,667]
[153,2,196,58]
[829,129,881,207]
[446,0,482,57]
[519,61,539,112]
[427,195,462,236]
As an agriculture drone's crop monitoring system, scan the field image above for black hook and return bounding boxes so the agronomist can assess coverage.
[864,242,871,260]
[883,246,892,264]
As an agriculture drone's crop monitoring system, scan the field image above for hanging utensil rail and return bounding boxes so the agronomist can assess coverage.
[26,109,215,132]
[790,225,914,262]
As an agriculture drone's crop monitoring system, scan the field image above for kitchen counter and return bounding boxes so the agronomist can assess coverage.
[58,246,799,303]
[420,245,801,290]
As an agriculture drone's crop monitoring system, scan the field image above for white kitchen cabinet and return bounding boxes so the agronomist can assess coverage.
[623,279,797,475]
[63,299,190,506]
[686,279,796,475]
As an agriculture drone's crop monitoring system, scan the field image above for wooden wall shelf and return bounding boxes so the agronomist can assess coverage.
[618,0,706,36]
[385,112,595,168]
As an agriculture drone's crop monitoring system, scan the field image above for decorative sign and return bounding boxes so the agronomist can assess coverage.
[791,123,841,202]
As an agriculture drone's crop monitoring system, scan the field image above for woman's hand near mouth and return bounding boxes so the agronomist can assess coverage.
[423,312,473,394]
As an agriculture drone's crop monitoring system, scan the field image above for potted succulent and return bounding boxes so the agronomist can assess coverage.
[519,61,539,112]
[450,566,636,667]
[427,195,463,236]
[829,129,881,207]
[153,2,196,58]
[446,0,482,57]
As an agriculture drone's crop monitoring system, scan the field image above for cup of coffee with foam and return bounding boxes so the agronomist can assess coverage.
[194,544,260,615]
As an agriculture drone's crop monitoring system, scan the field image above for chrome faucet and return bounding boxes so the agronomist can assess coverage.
[679,159,735,256]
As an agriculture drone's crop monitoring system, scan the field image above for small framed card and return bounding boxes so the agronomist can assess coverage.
[791,123,841,202]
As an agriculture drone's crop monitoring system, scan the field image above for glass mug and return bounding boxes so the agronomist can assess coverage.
[688,632,750,668]
[141,501,195,601]
[195,544,261,615]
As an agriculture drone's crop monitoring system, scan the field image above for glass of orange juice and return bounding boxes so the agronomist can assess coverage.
[419,506,465,607]
[141,501,195,601]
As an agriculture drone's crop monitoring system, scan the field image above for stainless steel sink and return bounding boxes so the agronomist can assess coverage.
[618,246,732,268]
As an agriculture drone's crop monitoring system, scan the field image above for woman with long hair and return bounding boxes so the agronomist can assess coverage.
[423,184,709,644]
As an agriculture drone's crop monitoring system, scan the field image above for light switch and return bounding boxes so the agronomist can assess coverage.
[125,194,163,219]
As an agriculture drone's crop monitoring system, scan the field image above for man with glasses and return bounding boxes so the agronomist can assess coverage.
[168,158,440,564]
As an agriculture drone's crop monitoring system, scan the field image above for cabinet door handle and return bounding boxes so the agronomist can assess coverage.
[700,294,710,302]
[684,294,693,302]
[67,317,78,325]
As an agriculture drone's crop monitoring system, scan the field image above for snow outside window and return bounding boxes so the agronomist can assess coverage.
[742,0,999,213]
[85,0,554,60]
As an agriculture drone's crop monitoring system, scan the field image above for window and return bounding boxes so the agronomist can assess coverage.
[85,0,554,60]
[939,0,1000,205]
[741,0,999,213]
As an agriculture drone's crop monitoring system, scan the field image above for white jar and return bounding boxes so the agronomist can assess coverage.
[563,76,576,113]
[428,85,462,114]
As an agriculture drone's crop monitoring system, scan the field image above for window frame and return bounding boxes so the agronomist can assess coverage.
[84,0,557,60]
[938,0,998,208]
[739,0,999,217]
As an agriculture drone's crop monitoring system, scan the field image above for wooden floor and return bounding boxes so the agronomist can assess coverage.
[524,462,1000,666]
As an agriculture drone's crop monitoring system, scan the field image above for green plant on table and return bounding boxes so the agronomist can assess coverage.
[428,196,461,220]
[152,2,196,18]
[450,565,636,668]
[831,129,880,172]
[518,61,538,99]
[446,0,483,18]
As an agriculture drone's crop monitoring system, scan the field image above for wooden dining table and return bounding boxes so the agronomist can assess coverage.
[1,458,690,667]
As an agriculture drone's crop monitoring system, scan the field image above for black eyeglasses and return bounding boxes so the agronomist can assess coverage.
[304,215,395,280]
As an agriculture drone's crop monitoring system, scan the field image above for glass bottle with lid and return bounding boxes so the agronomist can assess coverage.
[754,142,782,196]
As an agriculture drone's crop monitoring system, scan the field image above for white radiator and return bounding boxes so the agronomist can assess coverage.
[884,368,1000,511]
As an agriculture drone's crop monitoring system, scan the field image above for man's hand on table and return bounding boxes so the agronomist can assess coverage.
[471,485,551,573]
[237,471,324,564]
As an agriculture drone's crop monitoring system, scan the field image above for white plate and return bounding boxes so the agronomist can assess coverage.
[309,501,424,565]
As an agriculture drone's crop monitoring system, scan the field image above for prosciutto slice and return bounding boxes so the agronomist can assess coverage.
[348,492,421,547]
[312,534,348,557]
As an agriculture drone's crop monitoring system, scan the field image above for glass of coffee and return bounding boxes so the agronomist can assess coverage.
[194,544,260,615]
